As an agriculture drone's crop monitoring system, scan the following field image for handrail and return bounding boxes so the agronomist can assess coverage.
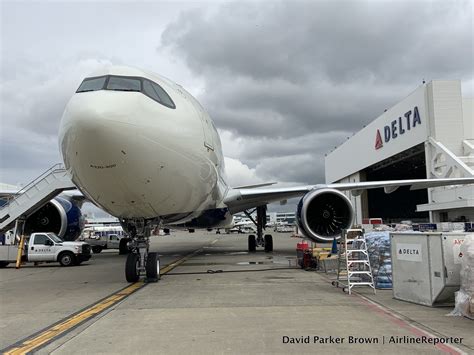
[1,163,66,208]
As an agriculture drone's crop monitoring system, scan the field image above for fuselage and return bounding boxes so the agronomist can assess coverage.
[59,66,232,227]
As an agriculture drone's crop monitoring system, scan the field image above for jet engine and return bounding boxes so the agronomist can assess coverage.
[296,188,354,242]
[24,196,83,241]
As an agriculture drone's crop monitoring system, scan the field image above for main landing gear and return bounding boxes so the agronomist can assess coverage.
[245,205,273,253]
[123,219,160,283]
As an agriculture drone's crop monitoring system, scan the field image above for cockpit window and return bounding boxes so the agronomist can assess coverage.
[143,80,161,102]
[142,79,176,108]
[76,76,107,92]
[150,81,175,108]
[106,76,141,92]
[76,75,175,109]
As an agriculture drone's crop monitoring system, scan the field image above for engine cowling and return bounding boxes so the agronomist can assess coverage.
[24,196,83,241]
[296,188,354,242]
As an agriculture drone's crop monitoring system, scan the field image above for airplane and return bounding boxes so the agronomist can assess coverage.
[47,65,474,282]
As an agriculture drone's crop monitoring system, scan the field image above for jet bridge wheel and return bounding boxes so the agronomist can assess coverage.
[264,234,273,252]
[125,253,140,283]
[145,252,160,283]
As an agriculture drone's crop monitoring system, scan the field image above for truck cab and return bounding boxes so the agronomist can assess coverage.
[27,233,91,266]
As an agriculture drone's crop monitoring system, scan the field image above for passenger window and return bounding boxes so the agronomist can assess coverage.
[107,77,141,91]
[76,77,107,92]
[34,235,49,245]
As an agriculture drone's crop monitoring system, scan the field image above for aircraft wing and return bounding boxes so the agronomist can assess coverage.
[58,190,89,207]
[224,177,474,213]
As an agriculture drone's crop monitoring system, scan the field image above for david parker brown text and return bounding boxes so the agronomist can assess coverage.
[282,335,463,345]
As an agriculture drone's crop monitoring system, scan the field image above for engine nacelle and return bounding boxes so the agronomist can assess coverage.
[24,196,83,241]
[296,188,354,242]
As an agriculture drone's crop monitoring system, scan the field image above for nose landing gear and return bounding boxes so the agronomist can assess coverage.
[245,205,273,253]
[123,219,160,283]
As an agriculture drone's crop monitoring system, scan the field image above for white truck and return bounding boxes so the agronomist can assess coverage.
[85,234,122,254]
[80,226,130,254]
[0,232,91,268]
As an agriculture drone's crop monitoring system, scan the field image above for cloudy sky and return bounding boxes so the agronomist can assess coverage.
[1,0,472,212]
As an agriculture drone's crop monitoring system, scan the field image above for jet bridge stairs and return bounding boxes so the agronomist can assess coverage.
[0,164,76,232]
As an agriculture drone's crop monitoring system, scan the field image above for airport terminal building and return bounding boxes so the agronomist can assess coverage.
[325,80,473,224]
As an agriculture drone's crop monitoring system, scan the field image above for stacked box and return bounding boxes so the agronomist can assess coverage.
[365,231,392,289]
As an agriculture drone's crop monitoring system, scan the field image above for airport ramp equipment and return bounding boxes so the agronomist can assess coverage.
[332,229,376,295]
[0,164,76,231]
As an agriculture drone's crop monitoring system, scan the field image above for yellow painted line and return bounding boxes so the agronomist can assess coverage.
[4,249,202,355]
[160,248,203,274]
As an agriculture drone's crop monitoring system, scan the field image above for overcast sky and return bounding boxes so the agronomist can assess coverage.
[1,0,473,213]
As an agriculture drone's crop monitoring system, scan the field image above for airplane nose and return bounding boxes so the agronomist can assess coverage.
[58,92,153,216]
[60,92,137,171]
[58,89,214,219]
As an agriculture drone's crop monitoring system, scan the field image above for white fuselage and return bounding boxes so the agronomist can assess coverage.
[59,66,231,227]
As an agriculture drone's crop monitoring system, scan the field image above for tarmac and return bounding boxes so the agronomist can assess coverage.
[0,231,472,354]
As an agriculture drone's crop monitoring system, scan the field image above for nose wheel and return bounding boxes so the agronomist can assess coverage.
[123,219,161,283]
[145,252,160,282]
[125,253,140,283]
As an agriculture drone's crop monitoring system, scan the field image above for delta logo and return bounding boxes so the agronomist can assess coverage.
[375,106,422,150]
[398,248,420,255]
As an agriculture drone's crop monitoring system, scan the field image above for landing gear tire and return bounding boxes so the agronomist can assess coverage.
[59,252,76,267]
[119,238,130,255]
[125,253,140,283]
[264,234,273,252]
[248,235,256,252]
[145,252,160,283]
[92,246,103,254]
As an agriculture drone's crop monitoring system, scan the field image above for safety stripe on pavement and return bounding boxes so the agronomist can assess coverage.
[2,248,203,355]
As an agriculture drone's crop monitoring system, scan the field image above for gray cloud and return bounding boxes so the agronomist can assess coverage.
[161,0,473,186]
[163,1,472,85]
[1,0,472,214]
[0,1,199,185]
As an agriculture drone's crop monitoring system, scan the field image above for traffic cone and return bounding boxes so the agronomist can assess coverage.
[331,237,338,255]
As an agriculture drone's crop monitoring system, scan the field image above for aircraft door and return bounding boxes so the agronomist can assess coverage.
[190,98,214,150]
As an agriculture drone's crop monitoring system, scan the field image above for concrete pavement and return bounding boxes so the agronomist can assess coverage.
[1,231,472,354]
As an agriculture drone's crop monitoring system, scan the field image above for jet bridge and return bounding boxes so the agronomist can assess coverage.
[0,164,76,232]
